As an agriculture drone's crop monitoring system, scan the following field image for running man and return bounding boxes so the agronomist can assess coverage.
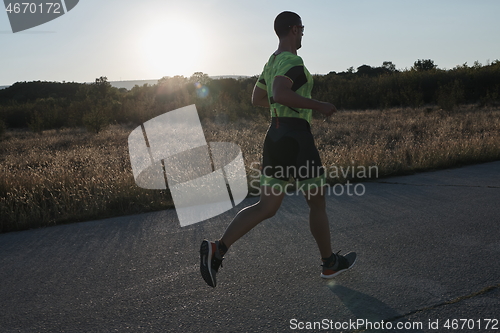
[200,11,356,287]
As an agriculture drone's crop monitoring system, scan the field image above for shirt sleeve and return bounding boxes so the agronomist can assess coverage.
[256,74,266,90]
[276,55,308,92]
[256,64,267,91]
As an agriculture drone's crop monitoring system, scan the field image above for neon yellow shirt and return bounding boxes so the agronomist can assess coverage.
[256,51,314,123]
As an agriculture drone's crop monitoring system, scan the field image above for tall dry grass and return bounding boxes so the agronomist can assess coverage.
[314,105,500,180]
[0,126,172,232]
[1,106,499,232]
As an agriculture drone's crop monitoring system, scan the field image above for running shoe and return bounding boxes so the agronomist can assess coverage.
[200,240,224,287]
[321,251,357,279]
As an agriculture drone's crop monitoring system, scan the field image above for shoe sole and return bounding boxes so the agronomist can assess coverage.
[320,253,357,279]
[200,240,216,287]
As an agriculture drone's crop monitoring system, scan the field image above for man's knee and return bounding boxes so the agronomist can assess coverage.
[305,191,326,210]
[258,201,280,219]
[264,205,280,219]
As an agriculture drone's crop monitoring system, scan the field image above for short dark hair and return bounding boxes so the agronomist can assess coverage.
[274,11,301,38]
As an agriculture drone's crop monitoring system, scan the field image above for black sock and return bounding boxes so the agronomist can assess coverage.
[322,253,336,265]
[218,240,229,256]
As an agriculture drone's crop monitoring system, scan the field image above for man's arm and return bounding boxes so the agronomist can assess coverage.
[251,84,270,108]
[272,76,336,117]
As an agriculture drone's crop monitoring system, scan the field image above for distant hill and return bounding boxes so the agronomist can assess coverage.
[0,81,82,104]
[0,76,252,94]
[210,75,250,80]
[109,76,250,90]
[109,79,160,90]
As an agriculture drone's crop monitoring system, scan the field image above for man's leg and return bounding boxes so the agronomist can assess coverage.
[303,186,332,258]
[221,185,285,248]
[303,184,357,279]
[200,185,285,287]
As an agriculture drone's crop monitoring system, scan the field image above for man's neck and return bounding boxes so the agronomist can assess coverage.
[275,39,297,55]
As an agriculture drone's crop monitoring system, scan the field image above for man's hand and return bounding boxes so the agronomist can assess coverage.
[315,102,337,117]
[273,76,338,118]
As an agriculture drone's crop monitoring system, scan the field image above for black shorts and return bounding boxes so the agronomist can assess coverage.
[260,117,325,187]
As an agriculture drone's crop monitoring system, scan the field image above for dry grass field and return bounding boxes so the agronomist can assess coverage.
[1,105,499,232]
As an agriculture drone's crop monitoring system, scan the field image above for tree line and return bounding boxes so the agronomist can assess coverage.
[0,59,499,135]
[314,59,500,111]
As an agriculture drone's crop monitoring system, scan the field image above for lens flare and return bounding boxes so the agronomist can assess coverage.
[195,82,209,98]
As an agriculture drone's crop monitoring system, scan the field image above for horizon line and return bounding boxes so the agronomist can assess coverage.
[0,75,257,88]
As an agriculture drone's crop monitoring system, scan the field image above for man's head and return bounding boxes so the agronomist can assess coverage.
[274,11,303,49]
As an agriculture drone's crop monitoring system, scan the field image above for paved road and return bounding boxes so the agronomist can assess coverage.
[1,162,499,332]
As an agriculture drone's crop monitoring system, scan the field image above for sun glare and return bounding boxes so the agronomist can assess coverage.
[139,19,205,78]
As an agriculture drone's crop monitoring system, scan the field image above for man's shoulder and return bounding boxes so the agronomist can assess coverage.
[276,53,304,69]
[262,52,305,76]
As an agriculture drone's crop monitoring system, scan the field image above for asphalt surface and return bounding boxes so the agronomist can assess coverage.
[1,162,499,332]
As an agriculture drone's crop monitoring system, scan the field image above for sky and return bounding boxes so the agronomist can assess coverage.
[1,0,500,86]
